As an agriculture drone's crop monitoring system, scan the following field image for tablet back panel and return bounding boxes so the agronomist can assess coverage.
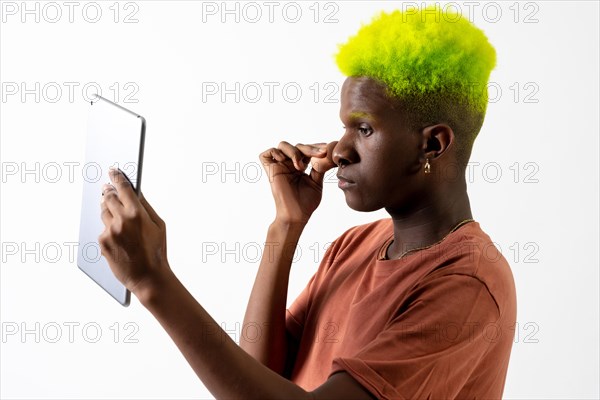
[77,95,145,306]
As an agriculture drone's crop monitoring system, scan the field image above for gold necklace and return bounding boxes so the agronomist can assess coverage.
[386,218,475,260]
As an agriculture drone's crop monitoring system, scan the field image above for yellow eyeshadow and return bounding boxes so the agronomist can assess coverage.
[349,111,375,121]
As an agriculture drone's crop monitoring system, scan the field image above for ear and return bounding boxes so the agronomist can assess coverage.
[421,124,454,159]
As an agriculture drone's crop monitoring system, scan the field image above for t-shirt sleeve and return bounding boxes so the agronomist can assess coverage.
[330,273,501,400]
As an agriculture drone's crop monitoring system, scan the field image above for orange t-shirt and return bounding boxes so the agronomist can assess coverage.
[286,218,517,399]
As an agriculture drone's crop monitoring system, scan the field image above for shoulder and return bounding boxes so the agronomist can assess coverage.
[334,218,392,247]
[318,218,392,272]
[421,221,517,318]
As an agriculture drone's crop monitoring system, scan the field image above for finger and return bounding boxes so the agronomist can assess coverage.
[308,141,337,172]
[309,158,336,185]
[309,141,338,185]
[309,155,337,173]
[297,143,330,166]
[296,143,328,168]
[98,230,115,262]
[100,193,114,226]
[108,167,138,209]
[140,192,163,227]
[277,141,314,171]
[259,148,292,177]
[260,148,283,164]
[102,183,125,216]
[295,143,327,155]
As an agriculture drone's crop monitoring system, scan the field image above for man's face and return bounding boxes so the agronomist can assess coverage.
[334,76,425,213]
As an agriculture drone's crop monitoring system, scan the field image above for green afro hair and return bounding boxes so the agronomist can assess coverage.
[336,5,496,115]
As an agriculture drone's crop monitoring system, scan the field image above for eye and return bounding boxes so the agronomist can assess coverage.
[357,123,373,136]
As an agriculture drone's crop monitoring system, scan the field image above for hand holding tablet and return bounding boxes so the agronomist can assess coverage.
[77,95,145,306]
[98,168,171,303]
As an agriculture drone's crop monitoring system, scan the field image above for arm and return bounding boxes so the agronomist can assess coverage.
[240,219,305,374]
[240,141,337,373]
[135,269,307,399]
[135,266,375,400]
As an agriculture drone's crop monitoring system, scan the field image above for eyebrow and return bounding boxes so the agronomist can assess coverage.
[348,111,376,121]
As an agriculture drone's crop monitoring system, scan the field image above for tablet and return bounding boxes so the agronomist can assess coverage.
[77,94,146,306]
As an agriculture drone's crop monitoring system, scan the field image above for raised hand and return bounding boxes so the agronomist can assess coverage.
[259,141,337,225]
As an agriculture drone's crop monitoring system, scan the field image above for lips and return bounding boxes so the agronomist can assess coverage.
[337,174,355,184]
[337,174,355,190]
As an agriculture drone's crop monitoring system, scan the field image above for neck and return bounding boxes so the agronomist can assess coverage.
[384,186,473,260]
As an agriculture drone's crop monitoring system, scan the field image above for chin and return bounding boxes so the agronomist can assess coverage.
[344,195,383,213]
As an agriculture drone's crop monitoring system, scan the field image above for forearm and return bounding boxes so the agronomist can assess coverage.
[240,220,306,373]
[136,271,311,400]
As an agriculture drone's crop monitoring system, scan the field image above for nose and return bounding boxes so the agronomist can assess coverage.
[332,131,357,167]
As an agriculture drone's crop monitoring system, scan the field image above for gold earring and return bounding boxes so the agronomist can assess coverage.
[424,158,431,174]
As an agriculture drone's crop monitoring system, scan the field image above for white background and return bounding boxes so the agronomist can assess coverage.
[1,1,598,399]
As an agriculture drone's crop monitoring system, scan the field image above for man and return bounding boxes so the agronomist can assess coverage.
[99,6,516,399]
